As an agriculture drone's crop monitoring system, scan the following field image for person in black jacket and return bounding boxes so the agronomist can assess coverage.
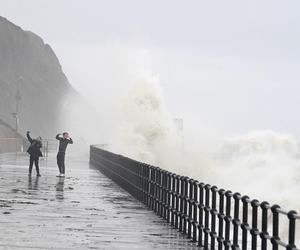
[56,132,73,177]
[26,131,43,177]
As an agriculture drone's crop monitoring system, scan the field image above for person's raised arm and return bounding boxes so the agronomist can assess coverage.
[26,131,33,143]
[56,133,62,141]
[68,137,73,144]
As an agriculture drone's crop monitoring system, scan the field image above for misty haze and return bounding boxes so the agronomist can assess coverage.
[0,1,300,249]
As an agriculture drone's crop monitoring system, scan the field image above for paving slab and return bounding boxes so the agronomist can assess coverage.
[0,153,199,250]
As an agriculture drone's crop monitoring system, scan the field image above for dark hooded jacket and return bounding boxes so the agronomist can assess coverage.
[26,133,43,158]
[56,134,73,153]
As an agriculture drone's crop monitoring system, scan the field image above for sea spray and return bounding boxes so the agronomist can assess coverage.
[109,75,183,165]
[108,79,300,243]
[211,130,300,243]
[212,130,300,209]
[108,76,300,212]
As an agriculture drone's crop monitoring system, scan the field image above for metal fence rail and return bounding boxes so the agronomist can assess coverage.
[90,146,300,250]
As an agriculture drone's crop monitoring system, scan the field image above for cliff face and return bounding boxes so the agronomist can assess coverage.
[0,16,75,138]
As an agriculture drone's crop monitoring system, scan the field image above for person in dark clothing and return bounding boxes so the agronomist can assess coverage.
[26,131,43,177]
[56,132,73,177]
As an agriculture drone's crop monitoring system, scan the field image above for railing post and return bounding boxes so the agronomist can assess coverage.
[152,167,157,212]
[203,184,211,249]
[183,176,189,234]
[154,167,160,214]
[192,180,199,242]
[145,165,150,207]
[287,210,297,250]
[241,195,250,250]
[250,199,260,250]
[179,176,185,232]
[224,190,233,250]
[217,189,225,250]
[149,166,155,210]
[187,178,194,238]
[170,173,176,226]
[157,169,162,216]
[271,205,280,250]
[198,182,205,247]
[140,164,144,203]
[165,172,171,222]
[260,201,270,250]
[136,162,140,199]
[160,170,166,218]
[232,192,241,249]
[138,163,142,201]
[210,186,218,250]
[149,166,153,209]
[174,175,180,229]
[163,171,168,220]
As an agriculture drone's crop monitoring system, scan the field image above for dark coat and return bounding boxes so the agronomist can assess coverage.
[27,133,43,159]
[56,134,73,153]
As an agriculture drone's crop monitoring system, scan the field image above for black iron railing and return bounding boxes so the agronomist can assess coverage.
[90,146,300,250]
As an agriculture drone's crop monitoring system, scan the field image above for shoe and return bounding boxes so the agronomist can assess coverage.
[56,174,62,177]
[60,174,65,177]
[37,174,41,177]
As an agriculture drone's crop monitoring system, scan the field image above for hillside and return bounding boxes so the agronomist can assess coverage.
[0,16,77,139]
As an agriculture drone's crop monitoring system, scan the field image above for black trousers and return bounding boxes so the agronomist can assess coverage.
[29,156,40,175]
[57,152,65,174]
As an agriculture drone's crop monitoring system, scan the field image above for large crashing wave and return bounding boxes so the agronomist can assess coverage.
[109,75,183,164]
[213,130,300,209]
[212,130,300,243]
[109,78,300,213]
[105,75,300,243]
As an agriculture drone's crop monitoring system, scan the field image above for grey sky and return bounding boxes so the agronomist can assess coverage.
[1,0,300,139]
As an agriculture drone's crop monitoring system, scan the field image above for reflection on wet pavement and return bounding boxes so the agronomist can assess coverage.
[56,177,65,201]
[0,153,199,250]
[28,176,40,191]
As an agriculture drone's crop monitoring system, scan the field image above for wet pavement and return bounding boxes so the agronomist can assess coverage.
[0,153,199,250]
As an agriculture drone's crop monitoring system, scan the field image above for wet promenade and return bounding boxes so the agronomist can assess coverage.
[0,153,198,250]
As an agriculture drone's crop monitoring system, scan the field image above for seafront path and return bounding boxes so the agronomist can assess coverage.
[0,153,198,250]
